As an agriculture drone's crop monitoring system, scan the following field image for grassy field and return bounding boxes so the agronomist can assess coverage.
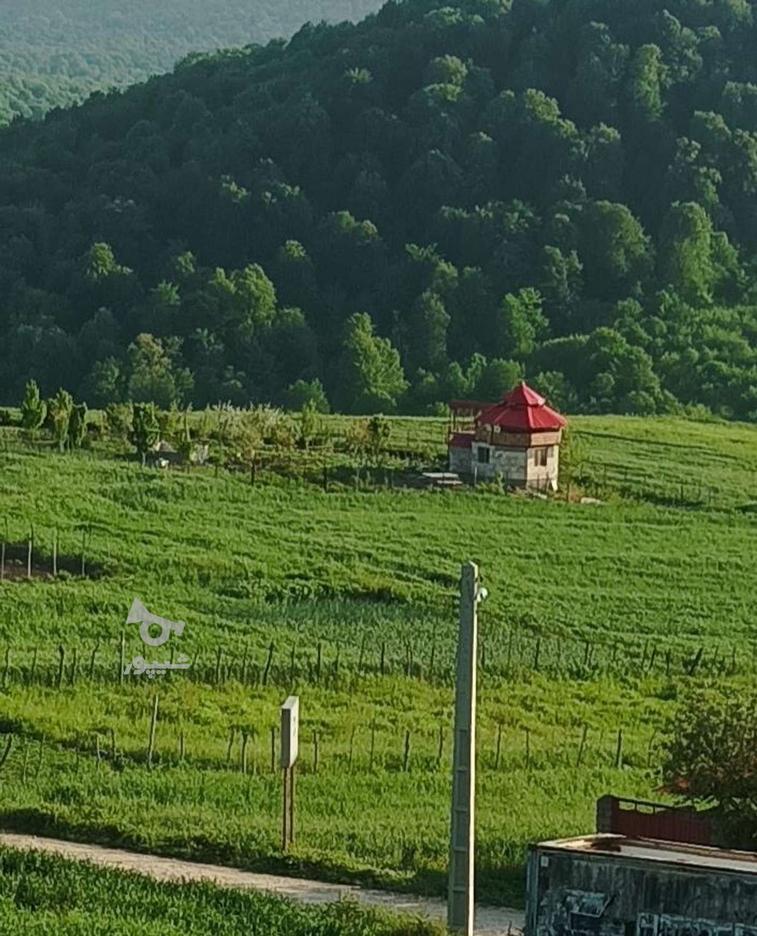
[0,413,754,908]
[0,846,442,934]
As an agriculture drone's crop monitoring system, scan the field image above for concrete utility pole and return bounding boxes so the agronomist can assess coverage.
[448,561,485,934]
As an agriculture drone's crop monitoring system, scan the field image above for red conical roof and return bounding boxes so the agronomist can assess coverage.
[477,382,566,433]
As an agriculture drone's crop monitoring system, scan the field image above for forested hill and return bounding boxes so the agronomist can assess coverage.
[1,0,756,420]
[0,0,380,125]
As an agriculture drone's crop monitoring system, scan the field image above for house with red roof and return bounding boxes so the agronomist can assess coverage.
[448,383,567,491]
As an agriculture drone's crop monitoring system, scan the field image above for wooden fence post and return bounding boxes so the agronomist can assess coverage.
[147,695,159,768]
[240,730,249,775]
[119,631,125,685]
[576,724,589,768]
[88,643,99,682]
[56,645,65,689]
[262,642,275,687]
[69,646,78,686]
[614,729,624,769]
[2,647,10,689]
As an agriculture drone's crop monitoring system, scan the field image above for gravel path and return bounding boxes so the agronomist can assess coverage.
[0,833,525,934]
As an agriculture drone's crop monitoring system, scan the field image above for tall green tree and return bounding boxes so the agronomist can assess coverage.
[130,402,161,467]
[48,389,74,452]
[337,313,408,414]
[20,380,47,431]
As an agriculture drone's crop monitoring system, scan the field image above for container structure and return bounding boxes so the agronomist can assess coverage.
[526,834,757,936]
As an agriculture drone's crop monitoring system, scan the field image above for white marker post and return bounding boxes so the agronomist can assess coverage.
[448,562,483,935]
[281,695,299,850]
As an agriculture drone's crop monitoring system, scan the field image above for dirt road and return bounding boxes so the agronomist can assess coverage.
[0,833,525,934]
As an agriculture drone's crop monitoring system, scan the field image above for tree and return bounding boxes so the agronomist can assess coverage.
[625,44,666,123]
[48,389,74,452]
[286,378,330,414]
[403,290,450,372]
[104,403,133,442]
[337,313,408,414]
[68,403,88,449]
[127,334,193,408]
[658,202,716,305]
[467,355,523,402]
[538,246,583,329]
[82,357,124,407]
[298,399,321,449]
[20,380,47,431]
[130,402,160,466]
[662,690,757,848]
[532,371,578,413]
[578,201,653,302]
[496,288,548,359]
[365,415,391,465]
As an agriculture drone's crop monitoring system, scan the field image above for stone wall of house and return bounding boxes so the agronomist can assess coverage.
[451,440,561,489]
[449,445,472,475]
[525,444,560,491]
[472,443,527,484]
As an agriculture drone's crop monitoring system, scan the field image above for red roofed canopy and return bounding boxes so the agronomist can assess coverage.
[477,382,566,433]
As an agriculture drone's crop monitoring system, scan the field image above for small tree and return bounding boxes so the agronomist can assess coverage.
[662,690,757,847]
[130,402,160,466]
[176,405,194,463]
[67,403,88,450]
[344,418,371,462]
[286,378,330,414]
[298,400,321,449]
[366,415,391,466]
[48,389,74,452]
[21,380,47,431]
[105,403,134,442]
[235,412,263,483]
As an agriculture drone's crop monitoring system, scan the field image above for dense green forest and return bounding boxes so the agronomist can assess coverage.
[0,0,379,125]
[0,0,755,419]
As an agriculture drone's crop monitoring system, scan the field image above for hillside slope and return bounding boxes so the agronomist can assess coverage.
[0,0,755,418]
[0,0,379,124]
[0,414,753,904]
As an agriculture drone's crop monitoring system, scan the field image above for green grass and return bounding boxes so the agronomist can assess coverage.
[0,413,753,909]
[0,846,443,935]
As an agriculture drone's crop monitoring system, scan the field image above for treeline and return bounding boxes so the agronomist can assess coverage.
[0,0,756,420]
[0,0,379,124]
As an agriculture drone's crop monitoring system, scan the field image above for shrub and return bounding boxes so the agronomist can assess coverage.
[662,690,757,847]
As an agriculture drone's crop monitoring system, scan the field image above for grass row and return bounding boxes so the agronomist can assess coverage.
[0,846,442,935]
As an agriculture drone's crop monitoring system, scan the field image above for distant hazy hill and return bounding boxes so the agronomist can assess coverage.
[0,0,380,123]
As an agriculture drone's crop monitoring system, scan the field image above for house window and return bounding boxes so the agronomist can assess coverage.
[535,448,548,467]
[477,446,491,465]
